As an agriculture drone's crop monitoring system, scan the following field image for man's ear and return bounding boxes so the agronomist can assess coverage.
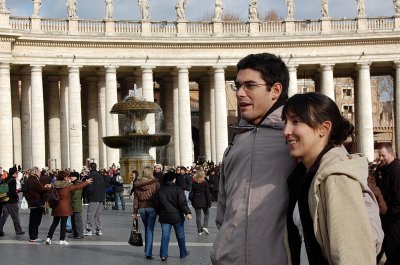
[271,82,282,100]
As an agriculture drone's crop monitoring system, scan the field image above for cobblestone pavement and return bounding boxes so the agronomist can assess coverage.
[0,202,217,265]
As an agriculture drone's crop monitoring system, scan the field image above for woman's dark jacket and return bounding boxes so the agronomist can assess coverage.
[190,181,211,209]
[25,175,50,208]
[154,181,191,224]
[0,176,18,204]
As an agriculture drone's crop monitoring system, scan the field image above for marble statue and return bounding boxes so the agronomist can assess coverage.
[175,0,186,21]
[321,0,329,17]
[213,0,223,21]
[248,0,258,20]
[395,0,400,16]
[285,0,294,19]
[66,0,78,18]
[0,0,7,12]
[32,0,41,17]
[138,0,150,20]
[105,0,113,19]
[357,0,365,17]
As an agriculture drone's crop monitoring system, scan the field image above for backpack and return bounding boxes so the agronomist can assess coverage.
[47,188,60,209]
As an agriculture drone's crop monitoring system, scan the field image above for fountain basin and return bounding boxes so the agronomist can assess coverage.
[102,134,171,149]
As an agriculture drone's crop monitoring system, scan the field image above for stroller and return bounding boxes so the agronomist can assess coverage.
[104,187,115,210]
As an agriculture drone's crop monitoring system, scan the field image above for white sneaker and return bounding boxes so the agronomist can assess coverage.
[84,230,92,236]
[202,227,209,235]
[46,238,51,245]
[59,240,70,246]
[198,232,203,235]
[95,229,102,236]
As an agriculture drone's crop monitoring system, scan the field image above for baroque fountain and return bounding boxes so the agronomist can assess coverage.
[102,91,171,183]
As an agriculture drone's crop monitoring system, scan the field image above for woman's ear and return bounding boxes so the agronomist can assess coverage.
[319,121,332,137]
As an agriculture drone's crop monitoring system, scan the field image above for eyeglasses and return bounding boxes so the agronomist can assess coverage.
[232,82,269,92]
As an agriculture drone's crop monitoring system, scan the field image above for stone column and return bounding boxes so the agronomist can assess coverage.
[0,63,13,168]
[134,69,143,96]
[141,67,156,160]
[98,73,107,169]
[68,66,83,170]
[209,73,216,163]
[105,66,120,167]
[87,76,100,165]
[355,63,374,161]
[172,72,180,166]
[394,62,400,154]
[288,65,298,97]
[31,65,46,168]
[320,64,335,100]
[60,75,70,169]
[162,76,175,166]
[47,76,61,169]
[214,66,228,164]
[199,76,212,162]
[11,76,22,167]
[21,71,32,169]
[178,67,192,167]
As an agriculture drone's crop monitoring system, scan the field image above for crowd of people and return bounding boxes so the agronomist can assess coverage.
[1,52,400,264]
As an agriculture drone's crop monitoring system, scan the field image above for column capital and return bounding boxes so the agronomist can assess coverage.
[394,61,400,68]
[212,65,227,72]
[67,66,82,73]
[356,62,371,70]
[104,65,119,72]
[30,65,44,71]
[287,64,298,71]
[320,63,335,70]
[176,66,191,71]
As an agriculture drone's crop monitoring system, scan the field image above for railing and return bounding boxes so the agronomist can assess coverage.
[295,20,321,32]
[115,21,141,33]
[6,16,399,36]
[187,22,212,35]
[78,20,105,33]
[368,17,394,30]
[10,17,31,30]
[331,18,357,31]
[41,18,68,32]
[259,21,285,33]
[151,21,176,34]
[223,21,249,35]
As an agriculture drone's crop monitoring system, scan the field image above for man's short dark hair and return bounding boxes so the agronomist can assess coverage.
[380,143,394,153]
[236,53,289,100]
[89,162,97,171]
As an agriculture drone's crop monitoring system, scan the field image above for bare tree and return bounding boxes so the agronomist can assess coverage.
[263,10,283,21]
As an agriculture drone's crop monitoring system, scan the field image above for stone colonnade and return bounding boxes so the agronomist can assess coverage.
[0,60,399,170]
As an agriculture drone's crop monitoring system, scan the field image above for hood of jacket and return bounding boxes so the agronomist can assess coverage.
[53,180,73,189]
[313,146,369,189]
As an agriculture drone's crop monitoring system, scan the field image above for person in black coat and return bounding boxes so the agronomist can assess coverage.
[207,169,219,202]
[190,170,211,235]
[154,170,192,262]
[0,167,25,236]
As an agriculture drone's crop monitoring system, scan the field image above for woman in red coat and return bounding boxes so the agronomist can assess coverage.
[46,170,92,245]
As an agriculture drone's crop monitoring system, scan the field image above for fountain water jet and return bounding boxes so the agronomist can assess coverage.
[102,91,171,184]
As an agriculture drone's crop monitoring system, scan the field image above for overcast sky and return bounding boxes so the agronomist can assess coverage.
[6,0,396,21]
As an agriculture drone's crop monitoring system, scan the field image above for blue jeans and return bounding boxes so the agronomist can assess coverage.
[160,221,189,258]
[114,191,125,210]
[138,208,157,257]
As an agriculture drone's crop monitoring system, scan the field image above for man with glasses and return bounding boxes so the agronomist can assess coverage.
[211,53,296,265]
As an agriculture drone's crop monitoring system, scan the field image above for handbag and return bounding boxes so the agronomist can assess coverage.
[20,197,28,210]
[128,219,143,246]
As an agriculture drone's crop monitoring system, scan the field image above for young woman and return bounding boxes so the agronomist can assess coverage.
[282,92,379,265]
[46,170,92,245]
[133,166,160,259]
[190,170,211,235]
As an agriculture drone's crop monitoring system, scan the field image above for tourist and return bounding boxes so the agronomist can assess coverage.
[376,143,400,264]
[111,168,125,210]
[84,163,105,236]
[189,170,211,235]
[133,166,160,259]
[0,167,25,237]
[46,170,92,245]
[68,169,89,239]
[25,167,52,243]
[154,170,191,262]
[211,53,296,264]
[283,92,379,264]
